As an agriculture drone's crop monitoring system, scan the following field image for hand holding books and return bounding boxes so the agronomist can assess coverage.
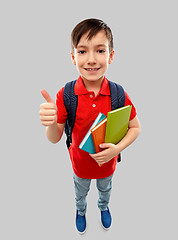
[79,105,132,166]
[89,142,120,166]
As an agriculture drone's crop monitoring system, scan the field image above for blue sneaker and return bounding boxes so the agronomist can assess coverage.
[76,210,87,234]
[101,207,112,230]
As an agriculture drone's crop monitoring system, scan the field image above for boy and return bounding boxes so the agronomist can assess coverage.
[39,18,141,234]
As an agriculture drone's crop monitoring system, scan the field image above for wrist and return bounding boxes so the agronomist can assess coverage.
[46,121,61,143]
[115,143,122,155]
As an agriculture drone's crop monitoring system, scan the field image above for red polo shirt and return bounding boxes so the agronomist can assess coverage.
[56,76,137,179]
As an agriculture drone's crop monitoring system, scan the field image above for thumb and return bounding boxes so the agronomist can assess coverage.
[41,89,55,103]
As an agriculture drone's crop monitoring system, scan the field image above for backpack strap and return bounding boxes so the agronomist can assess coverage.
[109,81,125,162]
[109,81,125,110]
[63,80,78,148]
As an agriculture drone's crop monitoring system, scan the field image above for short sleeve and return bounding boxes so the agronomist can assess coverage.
[56,87,68,123]
[124,91,137,121]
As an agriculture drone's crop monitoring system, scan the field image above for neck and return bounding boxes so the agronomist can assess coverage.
[82,76,104,96]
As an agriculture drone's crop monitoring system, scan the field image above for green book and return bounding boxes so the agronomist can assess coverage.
[105,105,132,144]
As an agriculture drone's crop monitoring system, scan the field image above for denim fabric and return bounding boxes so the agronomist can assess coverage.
[73,172,113,216]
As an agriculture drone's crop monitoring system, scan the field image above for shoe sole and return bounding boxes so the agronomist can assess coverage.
[100,219,111,231]
[76,223,87,235]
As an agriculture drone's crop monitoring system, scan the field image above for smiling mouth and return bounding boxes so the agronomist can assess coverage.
[84,68,101,72]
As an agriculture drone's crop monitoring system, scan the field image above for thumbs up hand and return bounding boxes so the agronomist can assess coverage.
[40,89,57,126]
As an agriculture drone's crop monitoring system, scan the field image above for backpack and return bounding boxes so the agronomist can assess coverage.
[63,80,125,162]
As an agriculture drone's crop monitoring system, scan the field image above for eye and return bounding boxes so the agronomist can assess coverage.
[97,50,105,53]
[78,50,86,54]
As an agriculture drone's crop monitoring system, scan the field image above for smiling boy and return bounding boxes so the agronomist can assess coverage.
[40,18,141,234]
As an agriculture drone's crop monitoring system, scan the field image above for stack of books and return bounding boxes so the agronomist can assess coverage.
[79,105,132,157]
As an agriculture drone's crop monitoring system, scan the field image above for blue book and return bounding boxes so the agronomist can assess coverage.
[79,113,106,154]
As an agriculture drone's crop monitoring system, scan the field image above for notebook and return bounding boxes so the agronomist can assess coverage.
[105,105,132,144]
[79,113,106,154]
[91,118,107,153]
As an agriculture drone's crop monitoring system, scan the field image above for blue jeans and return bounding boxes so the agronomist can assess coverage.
[73,172,113,216]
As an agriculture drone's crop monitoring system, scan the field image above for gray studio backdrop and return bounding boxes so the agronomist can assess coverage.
[1,0,177,239]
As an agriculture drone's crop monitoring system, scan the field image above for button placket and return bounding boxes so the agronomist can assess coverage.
[89,92,97,111]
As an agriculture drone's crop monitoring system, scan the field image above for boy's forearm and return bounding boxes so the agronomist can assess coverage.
[46,122,63,144]
[115,126,141,154]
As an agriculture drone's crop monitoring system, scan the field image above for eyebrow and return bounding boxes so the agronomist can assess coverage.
[77,44,107,49]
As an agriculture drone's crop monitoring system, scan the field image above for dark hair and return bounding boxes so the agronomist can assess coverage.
[71,18,114,52]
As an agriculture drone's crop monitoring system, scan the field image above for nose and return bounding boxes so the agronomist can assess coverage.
[87,52,96,65]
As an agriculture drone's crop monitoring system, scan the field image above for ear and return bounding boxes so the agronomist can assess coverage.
[108,49,115,64]
[71,51,76,65]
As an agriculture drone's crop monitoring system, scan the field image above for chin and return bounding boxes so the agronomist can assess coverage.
[81,74,104,82]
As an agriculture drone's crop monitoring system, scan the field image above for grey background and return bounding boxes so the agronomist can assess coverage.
[0,0,177,239]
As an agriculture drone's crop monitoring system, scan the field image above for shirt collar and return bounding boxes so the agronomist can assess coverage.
[75,75,110,96]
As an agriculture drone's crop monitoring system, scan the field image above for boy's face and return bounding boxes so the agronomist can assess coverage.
[71,30,114,83]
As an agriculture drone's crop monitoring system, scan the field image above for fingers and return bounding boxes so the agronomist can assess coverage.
[99,143,113,149]
[40,114,56,121]
[40,108,56,116]
[40,117,57,126]
[39,107,57,126]
[40,102,56,110]
[41,89,55,103]
[40,109,57,126]
[89,143,117,165]
[89,152,106,163]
